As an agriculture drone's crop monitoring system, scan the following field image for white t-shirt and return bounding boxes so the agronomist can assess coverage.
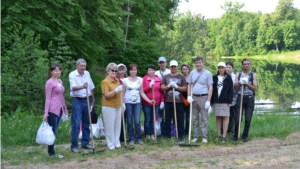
[69,70,95,97]
[123,77,143,103]
[155,69,170,80]
[217,76,224,98]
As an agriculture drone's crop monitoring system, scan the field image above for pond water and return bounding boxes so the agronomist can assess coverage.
[203,55,300,115]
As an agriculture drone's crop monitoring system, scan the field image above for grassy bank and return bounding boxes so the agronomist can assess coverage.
[1,111,300,166]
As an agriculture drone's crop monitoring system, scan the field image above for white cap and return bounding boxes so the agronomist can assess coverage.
[117,63,127,71]
[170,60,178,66]
[217,62,226,67]
[158,56,167,62]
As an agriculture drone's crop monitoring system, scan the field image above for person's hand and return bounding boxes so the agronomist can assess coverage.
[122,103,126,111]
[187,96,194,104]
[149,80,154,88]
[148,100,155,104]
[43,115,48,122]
[167,82,172,88]
[239,77,248,85]
[115,85,123,93]
[83,82,88,88]
[228,104,232,107]
[205,101,210,110]
[160,102,165,109]
[171,81,178,89]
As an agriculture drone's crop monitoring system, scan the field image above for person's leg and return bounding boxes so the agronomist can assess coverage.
[227,106,235,134]
[114,107,122,147]
[192,97,200,139]
[102,106,116,150]
[199,96,209,140]
[126,103,135,141]
[234,96,244,140]
[242,96,255,140]
[158,108,165,136]
[133,103,142,140]
[164,102,173,139]
[71,98,82,149]
[81,99,90,146]
[216,116,221,137]
[48,112,60,155]
[184,106,190,136]
[222,116,229,138]
[142,105,152,136]
[119,111,125,142]
[176,103,185,140]
[154,105,160,136]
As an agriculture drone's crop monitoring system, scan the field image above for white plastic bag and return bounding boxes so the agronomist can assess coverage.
[36,122,56,145]
[156,116,162,136]
[92,124,100,138]
[97,114,105,137]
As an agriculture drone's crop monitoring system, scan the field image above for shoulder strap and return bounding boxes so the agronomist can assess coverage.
[238,72,242,81]
[192,71,204,86]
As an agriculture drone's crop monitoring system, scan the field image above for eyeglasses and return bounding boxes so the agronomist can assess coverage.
[110,69,118,73]
[159,62,165,64]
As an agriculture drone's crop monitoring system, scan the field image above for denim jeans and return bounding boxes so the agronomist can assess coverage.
[48,111,62,155]
[164,102,184,140]
[126,103,142,141]
[234,95,255,139]
[71,97,91,148]
[183,105,190,136]
[143,105,159,135]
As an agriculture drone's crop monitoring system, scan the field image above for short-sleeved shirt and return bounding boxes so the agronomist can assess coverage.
[188,69,213,94]
[123,77,143,103]
[161,74,187,103]
[101,76,121,108]
[69,70,95,97]
[155,69,171,80]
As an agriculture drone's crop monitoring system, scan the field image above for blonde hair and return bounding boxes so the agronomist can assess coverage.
[106,63,118,72]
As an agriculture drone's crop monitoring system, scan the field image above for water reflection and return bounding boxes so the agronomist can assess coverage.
[203,57,300,114]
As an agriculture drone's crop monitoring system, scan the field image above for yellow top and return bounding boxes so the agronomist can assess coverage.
[101,76,121,108]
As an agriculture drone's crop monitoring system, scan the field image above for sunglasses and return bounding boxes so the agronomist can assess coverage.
[159,62,165,64]
[110,69,118,73]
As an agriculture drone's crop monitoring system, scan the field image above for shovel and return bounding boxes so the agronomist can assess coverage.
[151,86,159,144]
[179,84,200,147]
[82,88,106,155]
[173,87,178,140]
[237,84,244,141]
[121,91,134,150]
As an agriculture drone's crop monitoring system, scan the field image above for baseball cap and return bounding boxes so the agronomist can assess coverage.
[158,56,167,62]
[117,63,127,71]
[170,60,178,66]
[217,62,226,67]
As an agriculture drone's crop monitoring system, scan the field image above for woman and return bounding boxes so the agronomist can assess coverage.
[122,64,144,145]
[43,63,68,156]
[101,63,123,150]
[211,62,233,142]
[181,64,190,136]
[140,64,164,140]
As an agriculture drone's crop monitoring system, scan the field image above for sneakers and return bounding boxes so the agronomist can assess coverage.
[138,139,144,145]
[81,144,93,149]
[71,147,81,153]
[146,135,151,140]
[243,138,249,142]
[222,137,226,143]
[191,138,198,142]
[202,138,208,143]
[129,140,134,145]
[150,135,156,140]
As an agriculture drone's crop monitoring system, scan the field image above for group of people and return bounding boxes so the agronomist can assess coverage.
[43,56,257,156]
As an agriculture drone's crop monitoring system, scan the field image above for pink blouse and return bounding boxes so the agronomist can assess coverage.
[141,74,164,106]
[44,78,67,116]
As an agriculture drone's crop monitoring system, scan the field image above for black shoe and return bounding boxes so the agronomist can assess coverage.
[48,153,56,157]
[71,147,81,153]
[222,137,226,143]
[81,144,93,149]
[243,138,249,142]
[232,137,238,141]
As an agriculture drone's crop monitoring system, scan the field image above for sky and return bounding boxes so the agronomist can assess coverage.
[178,0,300,19]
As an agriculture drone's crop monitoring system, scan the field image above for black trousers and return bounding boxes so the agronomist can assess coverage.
[227,106,236,134]
[234,95,255,139]
[164,102,184,140]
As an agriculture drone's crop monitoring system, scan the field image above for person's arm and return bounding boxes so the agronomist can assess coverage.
[207,84,213,102]
[140,83,154,104]
[234,73,240,90]
[43,81,52,121]
[160,76,169,91]
[246,73,257,92]
[142,77,151,93]
[69,73,87,91]
[177,76,187,92]
[60,80,68,114]
[102,81,118,99]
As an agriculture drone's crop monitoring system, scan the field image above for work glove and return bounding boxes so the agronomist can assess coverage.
[115,85,123,93]
[149,79,154,88]
[169,81,178,89]
[160,102,165,110]
[205,101,210,110]
[61,113,69,122]
[239,77,248,85]
[187,96,194,104]
[122,103,126,111]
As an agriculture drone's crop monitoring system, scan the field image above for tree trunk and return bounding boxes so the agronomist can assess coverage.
[148,20,151,36]
[124,3,131,48]
[276,44,279,51]
[160,11,176,53]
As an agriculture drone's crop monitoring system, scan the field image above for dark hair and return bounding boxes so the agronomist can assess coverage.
[225,61,234,69]
[194,56,204,62]
[242,58,251,65]
[217,68,227,76]
[48,63,62,79]
[129,64,138,74]
[181,64,190,73]
[147,64,155,71]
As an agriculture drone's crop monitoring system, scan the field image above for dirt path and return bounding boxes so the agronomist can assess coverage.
[3,133,300,169]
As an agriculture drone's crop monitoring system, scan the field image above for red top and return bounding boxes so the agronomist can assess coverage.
[141,74,164,106]
[44,78,67,116]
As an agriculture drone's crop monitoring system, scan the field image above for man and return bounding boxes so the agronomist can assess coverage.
[233,58,257,142]
[155,56,170,136]
[161,60,186,143]
[226,61,237,135]
[187,56,213,143]
[69,58,95,153]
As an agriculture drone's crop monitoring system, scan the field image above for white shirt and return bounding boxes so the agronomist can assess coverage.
[155,69,170,80]
[123,77,143,103]
[69,70,95,97]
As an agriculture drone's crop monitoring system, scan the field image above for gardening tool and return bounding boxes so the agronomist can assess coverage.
[121,91,134,150]
[173,87,178,139]
[82,88,106,156]
[151,86,159,144]
[179,84,200,147]
[237,84,244,140]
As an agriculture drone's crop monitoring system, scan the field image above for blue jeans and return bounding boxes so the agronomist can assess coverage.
[48,111,62,155]
[143,105,159,135]
[158,108,165,136]
[71,97,91,148]
[126,103,141,141]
